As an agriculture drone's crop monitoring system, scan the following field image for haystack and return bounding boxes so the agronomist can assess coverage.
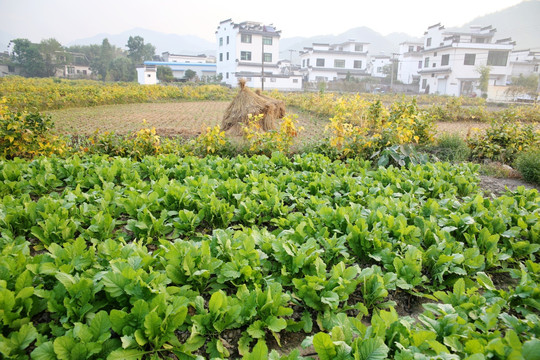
[255,89,286,118]
[221,79,283,135]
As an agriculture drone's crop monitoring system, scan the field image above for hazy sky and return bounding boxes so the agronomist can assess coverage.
[1,0,527,45]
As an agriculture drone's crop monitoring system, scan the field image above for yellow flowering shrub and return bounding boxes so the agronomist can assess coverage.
[243,113,303,155]
[0,77,234,111]
[0,98,66,159]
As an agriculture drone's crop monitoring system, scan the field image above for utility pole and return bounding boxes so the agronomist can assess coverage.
[261,34,265,91]
[288,49,297,75]
[390,53,398,92]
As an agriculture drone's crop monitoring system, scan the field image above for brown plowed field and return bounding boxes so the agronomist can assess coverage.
[48,101,490,143]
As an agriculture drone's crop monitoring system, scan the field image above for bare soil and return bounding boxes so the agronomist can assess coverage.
[479,175,540,197]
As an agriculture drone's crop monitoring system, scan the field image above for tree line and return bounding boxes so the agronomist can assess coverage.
[7,36,155,81]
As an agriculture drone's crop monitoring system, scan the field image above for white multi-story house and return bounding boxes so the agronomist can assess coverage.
[418,24,514,96]
[161,53,216,64]
[215,19,302,90]
[299,41,370,82]
[509,49,540,78]
[370,55,391,78]
[397,42,423,84]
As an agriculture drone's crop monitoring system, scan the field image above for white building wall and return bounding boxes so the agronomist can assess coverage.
[397,42,423,84]
[136,66,157,85]
[419,25,514,97]
[370,57,391,78]
[216,19,301,90]
[300,42,369,82]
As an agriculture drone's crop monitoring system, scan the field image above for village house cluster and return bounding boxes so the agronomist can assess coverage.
[3,17,537,100]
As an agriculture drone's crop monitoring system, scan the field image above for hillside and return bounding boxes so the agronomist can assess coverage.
[68,27,216,56]
[456,0,540,50]
[279,27,421,62]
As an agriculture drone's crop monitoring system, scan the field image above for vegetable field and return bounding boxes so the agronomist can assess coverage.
[1,153,539,359]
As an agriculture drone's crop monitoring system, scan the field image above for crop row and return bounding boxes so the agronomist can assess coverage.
[0,154,539,359]
[0,77,233,111]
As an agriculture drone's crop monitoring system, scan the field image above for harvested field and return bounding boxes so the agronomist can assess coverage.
[49,101,513,144]
[48,101,330,144]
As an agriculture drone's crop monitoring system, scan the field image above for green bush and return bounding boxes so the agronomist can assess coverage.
[0,102,66,159]
[432,133,471,162]
[467,121,539,163]
[515,147,540,184]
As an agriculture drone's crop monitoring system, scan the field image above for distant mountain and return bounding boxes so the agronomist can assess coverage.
[68,28,216,56]
[279,27,421,62]
[455,0,540,50]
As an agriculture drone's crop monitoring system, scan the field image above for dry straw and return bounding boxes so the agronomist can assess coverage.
[221,79,285,135]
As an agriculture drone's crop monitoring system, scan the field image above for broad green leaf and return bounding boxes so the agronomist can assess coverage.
[522,339,540,360]
[31,341,56,360]
[53,337,75,360]
[353,338,389,360]
[107,348,145,360]
[144,312,162,342]
[209,291,225,314]
[476,272,495,291]
[266,316,287,333]
[90,311,112,342]
[244,339,268,360]
[313,333,336,360]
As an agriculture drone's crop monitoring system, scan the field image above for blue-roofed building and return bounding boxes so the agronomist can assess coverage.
[138,53,217,84]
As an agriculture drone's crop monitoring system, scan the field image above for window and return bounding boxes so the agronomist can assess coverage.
[316,58,325,67]
[219,53,223,62]
[487,51,508,66]
[241,34,252,43]
[354,60,362,68]
[147,74,151,78]
[67,66,74,74]
[226,52,229,60]
[334,59,345,68]
[83,70,87,75]
[408,45,414,52]
[434,52,437,57]
[264,53,272,62]
[424,57,430,68]
[377,67,382,72]
[270,78,276,82]
[464,53,476,65]
[422,79,427,89]
[307,59,310,66]
[418,61,422,69]
[355,44,363,52]
[474,37,485,43]
[432,63,436,67]
[246,77,252,81]
[293,79,298,83]
[8,65,15,73]
[219,37,223,46]
[226,36,229,44]
[441,54,449,66]
[426,38,432,47]
[534,64,539,72]
[302,59,305,67]
[263,37,272,45]
[241,51,252,61]
[226,73,229,79]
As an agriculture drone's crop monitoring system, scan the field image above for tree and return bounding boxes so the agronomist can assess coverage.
[505,74,539,100]
[477,65,491,98]
[157,66,174,82]
[126,36,155,64]
[108,57,135,82]
[10,38,46,77]
[90,38,115,81]
[40,38,65,77]
[184,69,197,81]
